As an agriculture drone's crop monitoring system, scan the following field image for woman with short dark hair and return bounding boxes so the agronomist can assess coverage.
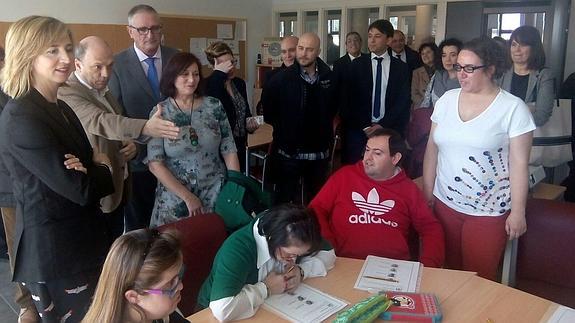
[499,26,555,127]
[423,37,535,281]
[197,204,336,322]
[147,52,240,227]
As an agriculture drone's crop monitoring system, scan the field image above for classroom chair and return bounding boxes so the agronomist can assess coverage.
[515,198,575,308]
[157,213,228,316]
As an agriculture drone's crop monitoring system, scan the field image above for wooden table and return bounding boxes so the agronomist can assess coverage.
[187,257,558,322]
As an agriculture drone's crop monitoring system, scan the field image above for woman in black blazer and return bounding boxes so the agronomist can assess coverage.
[204,42,259,172]
[0,16,114,322]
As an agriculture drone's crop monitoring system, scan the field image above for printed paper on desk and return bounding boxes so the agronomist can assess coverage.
[263,283,348,323]
[547,305,575,323]
[354,255,422,293]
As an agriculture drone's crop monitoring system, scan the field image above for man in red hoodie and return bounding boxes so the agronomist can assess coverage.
[310,128,445,267]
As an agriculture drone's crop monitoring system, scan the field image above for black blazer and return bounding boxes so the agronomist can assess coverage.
[0,90,15,208]
[405,46,423,73]
[389,47,423,73]
[333,53,368,94]
[0,89,114,282]
[342,53,411,135]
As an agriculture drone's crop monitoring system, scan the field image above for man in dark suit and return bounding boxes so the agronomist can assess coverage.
[389,30,423,73]
[332,31,366,72]
[341,20,411,165]
[109,4,178,231]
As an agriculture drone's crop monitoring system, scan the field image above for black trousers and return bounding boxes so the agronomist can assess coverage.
[273,155,329,205]
[124,170,157,231]
[25,269,99,323]
[103,202,125,244]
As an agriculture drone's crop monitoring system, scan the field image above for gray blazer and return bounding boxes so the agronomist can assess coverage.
[108,45,178,170]
[499,68,555,127]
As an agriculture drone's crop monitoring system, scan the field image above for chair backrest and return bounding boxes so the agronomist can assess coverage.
[516,199,575,307]
[157,214,227,316]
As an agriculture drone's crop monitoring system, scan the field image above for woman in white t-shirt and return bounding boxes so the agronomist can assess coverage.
[422,38,535,281]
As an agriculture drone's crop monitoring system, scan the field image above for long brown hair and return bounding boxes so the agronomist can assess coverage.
[82,229,181,323]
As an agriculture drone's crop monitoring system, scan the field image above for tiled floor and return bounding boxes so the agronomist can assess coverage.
[0,259,18,322]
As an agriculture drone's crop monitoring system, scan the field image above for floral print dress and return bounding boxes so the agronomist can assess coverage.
[147,96,237,227]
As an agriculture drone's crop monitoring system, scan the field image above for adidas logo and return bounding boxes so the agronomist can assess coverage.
[352,188,395,215]
[349,188,398,227]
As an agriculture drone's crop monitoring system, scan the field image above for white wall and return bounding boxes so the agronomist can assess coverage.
[0,0,273,104]
[564,0,575,79]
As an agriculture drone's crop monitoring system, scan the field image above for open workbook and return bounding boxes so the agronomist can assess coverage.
[354,255,423,293]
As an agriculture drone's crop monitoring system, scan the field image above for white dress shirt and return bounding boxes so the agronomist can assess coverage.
[133,44,163,80]
[393,50,407,63]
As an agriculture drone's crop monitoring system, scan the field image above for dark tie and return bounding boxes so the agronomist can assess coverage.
[373,57,383,119]
[396,54,402,60]
[145,57,160,99]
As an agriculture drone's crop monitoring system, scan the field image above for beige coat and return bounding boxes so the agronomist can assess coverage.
[411,66,431,108]
[58,73,147,213]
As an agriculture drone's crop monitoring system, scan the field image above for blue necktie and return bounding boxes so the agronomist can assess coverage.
[373,57,383,119]
[145,57,160,100]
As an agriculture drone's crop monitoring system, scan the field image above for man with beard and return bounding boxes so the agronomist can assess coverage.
[262,33,337,204]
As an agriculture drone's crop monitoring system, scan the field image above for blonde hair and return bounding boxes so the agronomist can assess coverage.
[204,41,233,65]
[1,16,72,99]
[82,229,182,323]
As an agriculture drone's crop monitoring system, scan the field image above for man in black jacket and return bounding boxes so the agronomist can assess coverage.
[262,33,338,204]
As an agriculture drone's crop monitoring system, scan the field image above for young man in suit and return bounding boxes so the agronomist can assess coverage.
[389,30,423,74]
[341,20,411,164]
[109,4,179,231]
[59,36,179,240]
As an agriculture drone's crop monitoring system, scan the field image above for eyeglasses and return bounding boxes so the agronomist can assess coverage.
[453,63,487,73]
[142,266,185,298]
[129,25,162,35]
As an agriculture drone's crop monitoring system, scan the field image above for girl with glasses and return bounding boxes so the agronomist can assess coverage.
[83,229,187,323]
[423,38,535,281]
[197,204,335,322]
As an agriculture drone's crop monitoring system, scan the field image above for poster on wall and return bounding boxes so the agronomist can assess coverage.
[189,37,209,65]
[217,24,234,39]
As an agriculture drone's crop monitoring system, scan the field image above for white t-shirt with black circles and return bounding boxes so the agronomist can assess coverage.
[431,88,535,216]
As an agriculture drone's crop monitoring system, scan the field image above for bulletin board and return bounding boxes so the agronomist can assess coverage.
[0,14,247,79]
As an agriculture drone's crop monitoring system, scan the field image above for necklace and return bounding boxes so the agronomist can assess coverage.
[173,96,199,146]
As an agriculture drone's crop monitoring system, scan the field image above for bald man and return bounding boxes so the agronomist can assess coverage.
[264,35,298,86]
[262,32,338,204]
[58,36,179,240]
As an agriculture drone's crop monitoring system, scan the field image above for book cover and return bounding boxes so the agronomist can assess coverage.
[379,292,442,323]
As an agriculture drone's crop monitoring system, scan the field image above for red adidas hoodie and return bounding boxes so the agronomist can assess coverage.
[310,162,445,267]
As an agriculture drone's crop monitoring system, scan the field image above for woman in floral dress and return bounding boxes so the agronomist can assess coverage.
[147,53,239,227]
